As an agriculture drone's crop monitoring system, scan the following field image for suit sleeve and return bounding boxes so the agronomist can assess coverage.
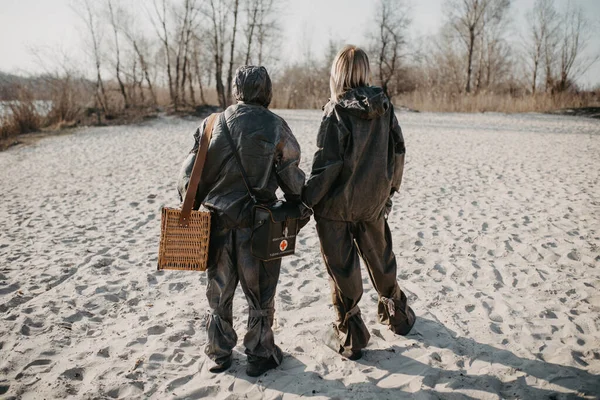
[302,113,348,208]
[390,105,406,194]
[275,123,306,203]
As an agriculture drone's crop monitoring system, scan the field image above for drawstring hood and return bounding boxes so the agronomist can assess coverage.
[233,65,273,108]
[336,86,390,120]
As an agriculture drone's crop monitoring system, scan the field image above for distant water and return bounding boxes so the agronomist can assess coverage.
[0,100,52,119]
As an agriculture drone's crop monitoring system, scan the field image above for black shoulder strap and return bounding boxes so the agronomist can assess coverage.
[220,113,257,204]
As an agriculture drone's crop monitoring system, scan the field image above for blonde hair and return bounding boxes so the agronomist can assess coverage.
[329,45,371,100]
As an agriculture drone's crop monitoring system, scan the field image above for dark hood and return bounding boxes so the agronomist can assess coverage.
[337,86,389,120]
[233,66,272,107]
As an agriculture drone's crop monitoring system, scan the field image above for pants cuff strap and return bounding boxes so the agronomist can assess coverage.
[343,305,360,324]
[249,308,274,318]
[379,296,396,317]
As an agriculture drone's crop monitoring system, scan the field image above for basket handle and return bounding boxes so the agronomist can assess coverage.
[179,113,219,227]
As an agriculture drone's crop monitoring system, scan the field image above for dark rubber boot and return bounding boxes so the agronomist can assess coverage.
[340,347,363,361]
[246,346,282,377]
[209,357,232,373]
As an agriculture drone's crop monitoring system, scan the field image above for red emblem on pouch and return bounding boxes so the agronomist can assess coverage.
[279,240,288,252]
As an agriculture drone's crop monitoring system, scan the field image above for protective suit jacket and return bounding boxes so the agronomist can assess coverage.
[177,71,305,227]
[303,86,405,221]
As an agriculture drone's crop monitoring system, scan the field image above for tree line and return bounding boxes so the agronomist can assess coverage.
[70,0,282,114]
[2,0,599,122]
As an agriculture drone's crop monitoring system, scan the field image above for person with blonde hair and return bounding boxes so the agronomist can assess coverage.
[303,45,415,360]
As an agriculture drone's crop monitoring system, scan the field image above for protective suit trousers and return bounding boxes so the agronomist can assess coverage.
[316,215,416,353]
[204,218,282,365]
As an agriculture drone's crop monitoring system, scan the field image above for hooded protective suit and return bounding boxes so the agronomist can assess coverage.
[304,86,415,355]
[177,66,305,367]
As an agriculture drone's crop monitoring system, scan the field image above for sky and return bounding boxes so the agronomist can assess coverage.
[0,0,599,87]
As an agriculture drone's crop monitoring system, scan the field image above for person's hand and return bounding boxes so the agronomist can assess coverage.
[384,197,393,219]
[298,202,313,230]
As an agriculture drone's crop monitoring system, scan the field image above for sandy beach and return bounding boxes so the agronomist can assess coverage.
[0,110,599,399]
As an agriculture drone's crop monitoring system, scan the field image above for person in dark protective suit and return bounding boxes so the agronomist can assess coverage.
[177,66,306,376]
[303,45,416,361]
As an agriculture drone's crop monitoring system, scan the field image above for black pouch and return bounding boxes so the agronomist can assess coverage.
[251,202,301,261]
[219,113,302,261]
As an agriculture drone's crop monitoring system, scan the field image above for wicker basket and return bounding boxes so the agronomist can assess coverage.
[158,207,211,271]
[157,113,219,272]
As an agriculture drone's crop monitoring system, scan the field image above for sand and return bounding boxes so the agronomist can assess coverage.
[0,110,599,399]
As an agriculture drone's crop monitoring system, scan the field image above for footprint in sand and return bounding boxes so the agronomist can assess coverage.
[167,374,194,391]
[104,294,120,303]
[177,385,221,399]
[489,323,503,334]
[539,309,557,319]
[147,274,158,285]
[148,325,166,336]
[571,351,589,367]
[298,295,320,308]
[298,280,310,290]
[0,282,20,295]
[61,367,84,381]
[278,289,292,304]
[481,301,504,322]
[15,359,53,380]
[97,347,110,358]
[567,250,581,261]
[0,383,9,395]
[149,353,167,362]
[167,349,185,363]
[127,337,148,347]
[168,282,188,292]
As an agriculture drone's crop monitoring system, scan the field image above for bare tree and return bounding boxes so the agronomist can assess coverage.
[73,0,108,117]
[241,0,281,67]
[29,47,92,124]
[255,0,273,65]
[207,0,228,109]
[124,31,158,106]
[130,57,143,104]
[191,35,208,105]
[555,1,599,92]
[475,0,512,92]
[445,0,486,93]
[324,38,342,69]
[111,2,158,107]
[444,0,510,93]
[107,0,129,108]
[226,0,240,105]
[149,0,175,106]
[417,26,467,94]
[371,0,411,97]
[524,0,558,95]
[526,0,599,93]
[173,0,201,109]
[243,0,259,64]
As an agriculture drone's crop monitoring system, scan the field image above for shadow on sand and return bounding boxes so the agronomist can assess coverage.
[225,315,600,400]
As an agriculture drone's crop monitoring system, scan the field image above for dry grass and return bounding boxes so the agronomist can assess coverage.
[154,86,219,110]
[0,81,83,148]
[396,91,600,113]
[2,83,598,152]
[43,77,87,126]
[0,100,42,140]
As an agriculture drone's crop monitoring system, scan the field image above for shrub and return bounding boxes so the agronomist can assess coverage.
[0,95,42,141]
